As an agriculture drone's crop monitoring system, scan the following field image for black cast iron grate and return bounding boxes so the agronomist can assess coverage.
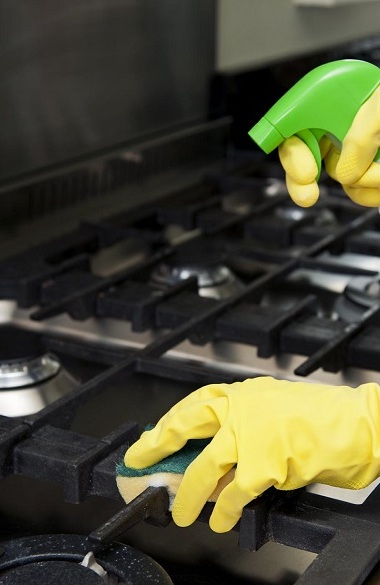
[0,160,380,583]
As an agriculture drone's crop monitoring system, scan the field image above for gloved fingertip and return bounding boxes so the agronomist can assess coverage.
[124,440,155,469]
[171,499,195,528]
[209,510,238,533]
[286,179,319,208]
[289,192,319,208]
[123,448,143,469]
[279,136,319,184]
[343,186,380,207]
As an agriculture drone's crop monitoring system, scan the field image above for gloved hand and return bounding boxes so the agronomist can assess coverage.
[125,377,380,533]
[279,86,380,208]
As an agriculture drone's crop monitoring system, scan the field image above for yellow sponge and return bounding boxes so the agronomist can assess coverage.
[116,437,235,508]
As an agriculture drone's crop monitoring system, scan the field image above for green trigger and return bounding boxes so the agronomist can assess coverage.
[296,129,325,181]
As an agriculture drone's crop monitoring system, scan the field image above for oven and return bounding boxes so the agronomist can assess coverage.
[1,111,380,584]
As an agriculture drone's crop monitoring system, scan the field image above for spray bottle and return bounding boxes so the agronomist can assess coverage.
[248,59,380,180]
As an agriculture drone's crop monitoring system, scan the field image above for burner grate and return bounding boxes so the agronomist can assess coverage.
[2,160,380,583]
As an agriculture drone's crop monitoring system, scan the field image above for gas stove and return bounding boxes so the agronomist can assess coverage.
[1,122,380,584]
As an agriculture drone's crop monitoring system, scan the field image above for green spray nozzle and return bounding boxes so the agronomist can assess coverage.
[248,59,380,178]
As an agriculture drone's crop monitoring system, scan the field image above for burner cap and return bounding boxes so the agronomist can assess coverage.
[335,275,380,323]
[0,561,103,584]
[0,326,45,364]
[0,327,75,416]
[0,353,61,390]
[151,261,243,300]
[151,239,244,299]
[0,535,172,585]
[0,326,60,390]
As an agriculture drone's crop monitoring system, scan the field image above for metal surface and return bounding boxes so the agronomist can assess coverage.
[0,368,79,418]
[217,1,380,71]
[151,262,244,300]
[0,0,215,183]
[0,353,60,389]
[238,491,380,585]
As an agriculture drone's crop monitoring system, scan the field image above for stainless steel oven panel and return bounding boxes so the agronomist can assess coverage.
[0,0,215,183]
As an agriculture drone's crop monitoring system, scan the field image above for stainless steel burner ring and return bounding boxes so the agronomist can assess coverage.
[0,353,61,389]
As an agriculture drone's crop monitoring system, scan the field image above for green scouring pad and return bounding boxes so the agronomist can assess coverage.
[116,435,235,508]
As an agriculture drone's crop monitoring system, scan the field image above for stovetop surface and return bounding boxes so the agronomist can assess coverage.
[2,141,380,583]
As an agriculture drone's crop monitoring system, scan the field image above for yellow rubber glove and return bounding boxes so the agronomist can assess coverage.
[279,86,380,208]
[330,85,380,207]
[125,377,380,533]
[278,135,332,207]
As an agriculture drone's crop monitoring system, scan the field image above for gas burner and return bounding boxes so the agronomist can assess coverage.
[151,240,244,300]
[335,275,380,323]
[0,326,78,417]
[274,205,310,222]
[274,204,337,227]
[151,262,243,300]
[0,534,172,584]
[0,352,60,390]
[345,275,380,309]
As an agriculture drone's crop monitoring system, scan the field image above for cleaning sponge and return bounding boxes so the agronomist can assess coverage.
[116,436,235,509]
